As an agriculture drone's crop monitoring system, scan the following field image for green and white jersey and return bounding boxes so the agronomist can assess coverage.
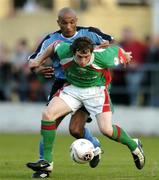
[54,42,126,87]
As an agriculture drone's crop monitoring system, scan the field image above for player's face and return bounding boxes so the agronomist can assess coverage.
[57,13,77,38]
[74,50,92,67]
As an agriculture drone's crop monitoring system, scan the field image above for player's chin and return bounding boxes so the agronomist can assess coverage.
[65,32,75,37]
[80,64,87,67]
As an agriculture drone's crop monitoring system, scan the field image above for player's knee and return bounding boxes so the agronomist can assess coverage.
[42,109,53,121]
[69,126,84,139]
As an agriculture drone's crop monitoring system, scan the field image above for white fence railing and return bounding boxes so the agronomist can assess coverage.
[0,103,159,135]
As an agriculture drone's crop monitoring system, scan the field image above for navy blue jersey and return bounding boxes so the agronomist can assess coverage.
[28,26,114,79]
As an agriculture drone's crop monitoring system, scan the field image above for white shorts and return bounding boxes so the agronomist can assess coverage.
[55,84,111,116]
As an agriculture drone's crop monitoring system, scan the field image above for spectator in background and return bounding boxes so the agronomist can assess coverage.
[10,38,30,69]
[10,38,31,101]
[146,34,159,64]
[145,34,159,106]
[23,0,39,13]
[120,27,148,106]
[0,37,59,103]
[0,42,13,101]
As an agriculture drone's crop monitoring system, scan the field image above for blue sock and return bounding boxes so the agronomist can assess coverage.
[84,128,100,148]
[39,139,44,160]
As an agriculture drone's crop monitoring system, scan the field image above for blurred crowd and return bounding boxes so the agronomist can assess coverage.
[111,27,159,107]
[0,38,53,102]
[0,27,159,106]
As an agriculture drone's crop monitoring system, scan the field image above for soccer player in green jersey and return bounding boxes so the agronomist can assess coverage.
[27,8,113,178]
[28,37,145,177]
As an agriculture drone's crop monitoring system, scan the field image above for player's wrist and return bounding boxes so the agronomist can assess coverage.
[118,48,127,64]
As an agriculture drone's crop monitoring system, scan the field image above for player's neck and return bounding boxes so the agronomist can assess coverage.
[61,31,78,39]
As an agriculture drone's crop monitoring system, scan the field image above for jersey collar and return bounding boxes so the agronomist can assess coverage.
[60,32,78,40]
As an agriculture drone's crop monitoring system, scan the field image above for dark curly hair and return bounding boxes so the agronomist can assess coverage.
[71,37,94,54]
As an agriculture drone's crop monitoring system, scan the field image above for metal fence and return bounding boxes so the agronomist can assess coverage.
[110,64,159,107]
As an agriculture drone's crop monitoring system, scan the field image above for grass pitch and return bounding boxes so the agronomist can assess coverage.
[0,134,159,180]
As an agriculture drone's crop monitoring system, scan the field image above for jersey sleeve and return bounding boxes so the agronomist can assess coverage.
[28,34,51,61]
[95,45,127,68]
[88,27,114,44]
[54,42,71,59]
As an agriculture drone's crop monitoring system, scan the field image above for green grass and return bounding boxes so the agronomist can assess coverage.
[0,134,159,180]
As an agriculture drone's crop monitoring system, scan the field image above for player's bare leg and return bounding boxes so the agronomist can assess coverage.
[69,110,101,168]
[26,96,72,177]
[69,109,88,138]
[96,112,145,169]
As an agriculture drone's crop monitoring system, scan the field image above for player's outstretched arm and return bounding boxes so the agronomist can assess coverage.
[119,48,132,67]
[101,46,132,68]
[28,44,55,69]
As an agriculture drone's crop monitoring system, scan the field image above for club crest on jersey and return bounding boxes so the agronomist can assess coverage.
[77,67,87,74]
[114,57,119,65]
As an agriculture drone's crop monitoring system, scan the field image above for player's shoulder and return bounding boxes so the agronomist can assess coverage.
[94,45,118,53]
[77,26,113,40]
[55,42,72,59]
[45,30,61,39]
[77,26,100,32]
[50,29,61,36]
[39,29,61,42]
[55,41,70,53]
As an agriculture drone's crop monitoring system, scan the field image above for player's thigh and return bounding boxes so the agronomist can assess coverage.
[43,96,72,120]
[96,112,113,136]
[69,109,88,131]
[84,86,113,116]
[58,85,82,112]
[47,79,67,103]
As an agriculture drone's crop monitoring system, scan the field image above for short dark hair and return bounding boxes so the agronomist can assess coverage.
[71,37,94,54]
[58,7,76,19]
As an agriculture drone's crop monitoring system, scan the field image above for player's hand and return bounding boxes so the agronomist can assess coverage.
[31,66,54,78]
[37,66,54,78]
[123,51,132,67]
[120,48,132,67]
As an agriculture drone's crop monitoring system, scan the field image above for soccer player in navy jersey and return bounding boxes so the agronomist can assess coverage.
[26,7,114,178]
